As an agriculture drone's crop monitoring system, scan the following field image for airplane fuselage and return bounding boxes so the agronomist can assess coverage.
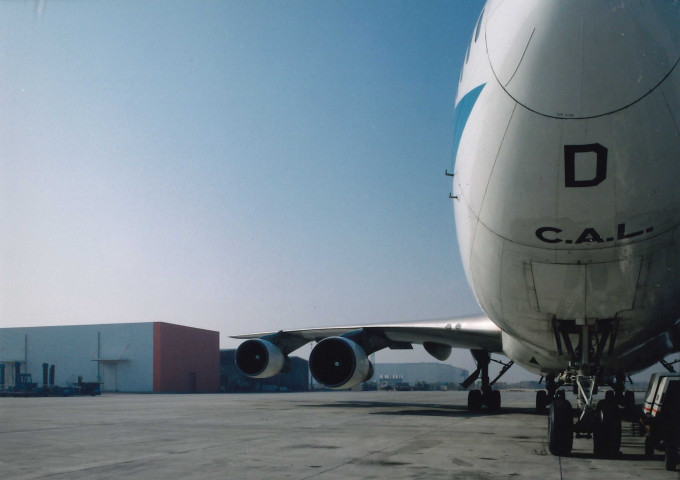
[453,0,680,375]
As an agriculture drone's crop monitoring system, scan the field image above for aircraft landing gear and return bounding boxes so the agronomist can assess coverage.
[467,386,501,412]
[462,350,512,412]
[550,319,623,458]
[545,374,623,458]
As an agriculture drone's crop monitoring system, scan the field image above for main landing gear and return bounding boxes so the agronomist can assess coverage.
[545,319,625,457]
[461,349,513,412]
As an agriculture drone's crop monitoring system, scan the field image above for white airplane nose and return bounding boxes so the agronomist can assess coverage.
[486,0,680,118]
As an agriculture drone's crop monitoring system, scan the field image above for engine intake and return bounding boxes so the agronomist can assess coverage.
[309,337,373,389]
[235,339,286,378]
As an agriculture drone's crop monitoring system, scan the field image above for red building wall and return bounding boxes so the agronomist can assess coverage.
[153,323,219,393]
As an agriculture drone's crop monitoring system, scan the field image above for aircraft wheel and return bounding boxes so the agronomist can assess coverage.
[487,390,501,412]
[548,398,573,456]
[666,439,679,471]
[468,390,482,412]
[623,390,636,417]
[645,436,655,457]
[624,390,635,407]
[593,400,621,458]
[605,390,615,403]
[536,390,548,413]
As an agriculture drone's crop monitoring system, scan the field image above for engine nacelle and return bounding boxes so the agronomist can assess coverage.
[309,337,373,389]
[235,339,286,378]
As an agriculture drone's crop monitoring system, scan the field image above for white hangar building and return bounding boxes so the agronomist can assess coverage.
[0,322,219,393]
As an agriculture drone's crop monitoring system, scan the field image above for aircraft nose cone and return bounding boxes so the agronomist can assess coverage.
[486,0,680,118]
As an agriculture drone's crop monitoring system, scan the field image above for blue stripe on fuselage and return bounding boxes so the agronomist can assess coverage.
[451,84,485,164]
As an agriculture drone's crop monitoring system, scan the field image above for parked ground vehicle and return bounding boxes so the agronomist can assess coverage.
[641,373,680,471]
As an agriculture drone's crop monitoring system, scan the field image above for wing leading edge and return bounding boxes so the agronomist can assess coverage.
[231,315,502,353]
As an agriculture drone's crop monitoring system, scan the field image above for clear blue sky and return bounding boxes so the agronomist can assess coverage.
[3,1,665,382]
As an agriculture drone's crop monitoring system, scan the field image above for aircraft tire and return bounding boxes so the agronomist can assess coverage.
[593,399,621,458]
[666,439,679,471]
[605,390,615,403]
[645,437,655,457]
[624,390,635,410]
[488,390,501,412]
[468,390,482,412]
[536,390,547,413]
[548,398,573,456]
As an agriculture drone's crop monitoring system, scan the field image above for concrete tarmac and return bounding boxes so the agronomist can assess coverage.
[0,390,676,479]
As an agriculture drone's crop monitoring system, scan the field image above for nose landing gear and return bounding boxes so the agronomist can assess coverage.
[545,319,624,457]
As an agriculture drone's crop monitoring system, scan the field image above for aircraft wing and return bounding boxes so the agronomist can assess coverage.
[231,314,503,357]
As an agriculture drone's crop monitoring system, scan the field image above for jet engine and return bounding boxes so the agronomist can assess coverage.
[309,336,373,389]
[235,339,286,378]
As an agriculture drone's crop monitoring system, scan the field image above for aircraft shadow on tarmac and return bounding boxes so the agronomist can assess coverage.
[301,400,537,417]
[300,400,667,464]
